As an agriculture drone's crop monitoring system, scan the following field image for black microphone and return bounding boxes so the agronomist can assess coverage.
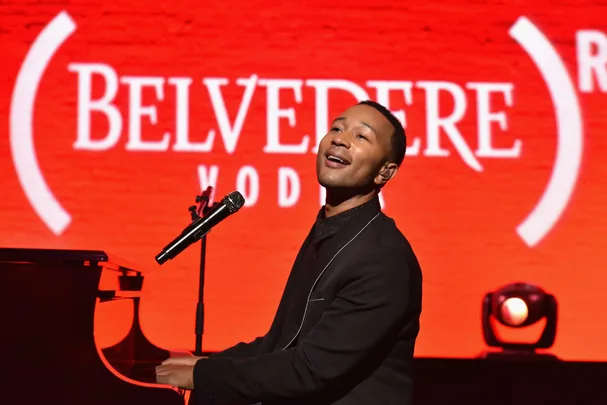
[155,191,245,265]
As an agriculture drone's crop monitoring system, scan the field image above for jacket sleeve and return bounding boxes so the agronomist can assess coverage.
[192,250,410,404]
[208,336,265,360]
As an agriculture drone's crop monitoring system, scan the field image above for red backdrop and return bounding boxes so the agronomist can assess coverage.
[1,0,606,361]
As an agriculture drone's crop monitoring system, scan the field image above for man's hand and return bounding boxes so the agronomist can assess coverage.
[155,356,204,390]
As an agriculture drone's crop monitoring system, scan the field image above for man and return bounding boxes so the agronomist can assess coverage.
[156,100,423,405]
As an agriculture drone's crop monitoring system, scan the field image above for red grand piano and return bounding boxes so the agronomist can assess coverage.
[0,247,185,405]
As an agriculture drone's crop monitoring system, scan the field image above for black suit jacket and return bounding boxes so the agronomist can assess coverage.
[193,197,423,405]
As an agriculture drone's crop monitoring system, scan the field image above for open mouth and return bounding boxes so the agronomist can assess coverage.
[325,153,351,166]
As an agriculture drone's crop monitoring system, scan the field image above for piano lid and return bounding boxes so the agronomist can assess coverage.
[0,247,108,264]
[0,247,142,273]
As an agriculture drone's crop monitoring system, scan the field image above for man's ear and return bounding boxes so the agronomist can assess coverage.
[374,162,398,186]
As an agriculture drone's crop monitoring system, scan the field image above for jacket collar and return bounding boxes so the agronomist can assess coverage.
[312,195,381,271]
[311,196,376,246]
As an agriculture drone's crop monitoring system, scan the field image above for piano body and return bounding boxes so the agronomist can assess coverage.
[0,247,185,405]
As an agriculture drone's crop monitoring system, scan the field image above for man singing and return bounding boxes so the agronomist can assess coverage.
[156,100,423,405]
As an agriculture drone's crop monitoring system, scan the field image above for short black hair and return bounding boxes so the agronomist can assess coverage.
[358,100,406,167]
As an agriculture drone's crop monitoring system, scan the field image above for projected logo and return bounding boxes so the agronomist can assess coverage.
[9,11,590,247]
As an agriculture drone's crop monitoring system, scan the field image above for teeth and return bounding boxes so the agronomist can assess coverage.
[328,155,345,164]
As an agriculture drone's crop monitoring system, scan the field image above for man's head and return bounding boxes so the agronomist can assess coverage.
[316,100,406,196]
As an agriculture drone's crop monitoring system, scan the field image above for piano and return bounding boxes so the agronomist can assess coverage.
[0,247,185,405]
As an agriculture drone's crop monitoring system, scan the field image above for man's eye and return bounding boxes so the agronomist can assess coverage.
[357,134,368,140]
[331,127,342,132]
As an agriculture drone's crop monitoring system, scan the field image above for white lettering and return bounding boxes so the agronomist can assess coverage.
[120,76,169,151]
[203,74,258,153]
[577,30,607,93]
[319,185,385,209]
[197,165,219,195]
[259,79,310,154]
[366,80,420,155]
[319,185,325,207]
[278,167,301,207]
[68,63,122,151]
[67,68,526,177]
[236,165,259,207]
[416,81,482,172]
[305,79,370,152]
[466,82,520,158]
[171,77,214,152]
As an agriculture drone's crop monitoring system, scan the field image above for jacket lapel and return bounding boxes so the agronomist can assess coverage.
[276,197,382,350]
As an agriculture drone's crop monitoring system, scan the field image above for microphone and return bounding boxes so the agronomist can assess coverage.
[155,191,245,265]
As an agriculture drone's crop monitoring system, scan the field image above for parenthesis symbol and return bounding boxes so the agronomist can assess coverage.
[9,11,76,235]
[509,16,584,247]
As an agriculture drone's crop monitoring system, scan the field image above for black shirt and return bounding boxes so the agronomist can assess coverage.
[311,201,368,247]
[283,199,373,347]
[194,194,422,405]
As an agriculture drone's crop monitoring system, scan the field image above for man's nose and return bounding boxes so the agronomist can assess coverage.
[332,131,351,148]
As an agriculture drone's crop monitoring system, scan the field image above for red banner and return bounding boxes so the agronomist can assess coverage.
[1,0,606,361]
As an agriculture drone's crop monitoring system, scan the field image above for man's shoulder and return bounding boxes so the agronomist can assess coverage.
[365,212,415,253]
[362,212,422,276]
[358,212,423,293]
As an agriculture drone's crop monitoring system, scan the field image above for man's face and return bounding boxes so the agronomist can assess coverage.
[316,104,397,192]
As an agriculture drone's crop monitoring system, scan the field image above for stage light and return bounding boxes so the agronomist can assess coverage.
[500,297,528,326]
[481,282,558,360]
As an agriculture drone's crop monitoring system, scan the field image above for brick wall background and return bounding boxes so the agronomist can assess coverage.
[0,0,606,360]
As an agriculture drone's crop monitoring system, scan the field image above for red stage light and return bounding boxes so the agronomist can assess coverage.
[481,282,558,360]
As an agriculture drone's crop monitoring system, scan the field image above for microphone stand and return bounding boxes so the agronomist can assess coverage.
[188,186,214,356]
